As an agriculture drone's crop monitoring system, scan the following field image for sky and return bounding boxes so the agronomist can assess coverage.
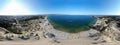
[0,0,120,15]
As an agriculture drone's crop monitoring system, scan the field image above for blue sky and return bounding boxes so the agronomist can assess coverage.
[0,0,120,15]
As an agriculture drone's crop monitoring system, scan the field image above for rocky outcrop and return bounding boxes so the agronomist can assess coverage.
[0,15,56,41]
[89,16,120,43]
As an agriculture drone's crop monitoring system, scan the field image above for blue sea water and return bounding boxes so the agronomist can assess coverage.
[48,15,96,33]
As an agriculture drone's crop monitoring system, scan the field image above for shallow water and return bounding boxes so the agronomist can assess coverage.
[48,15,96,33]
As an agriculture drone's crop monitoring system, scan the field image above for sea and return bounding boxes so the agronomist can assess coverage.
[48,14,96,33]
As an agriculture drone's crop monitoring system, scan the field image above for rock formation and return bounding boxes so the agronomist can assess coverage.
[89,16,120,43]
[0,15,56,41]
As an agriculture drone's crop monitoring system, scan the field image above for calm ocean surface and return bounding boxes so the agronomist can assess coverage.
[48,15,96,33]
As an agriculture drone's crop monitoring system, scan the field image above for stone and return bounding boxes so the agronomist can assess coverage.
[89,16,120,43]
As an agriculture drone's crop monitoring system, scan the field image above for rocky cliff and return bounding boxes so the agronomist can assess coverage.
[0,15,57,41]
[89,16,120,43]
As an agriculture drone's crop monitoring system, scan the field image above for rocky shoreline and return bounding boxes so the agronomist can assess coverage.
[89,16,120,44]
[0,15,86,42]
[0,15,120,45]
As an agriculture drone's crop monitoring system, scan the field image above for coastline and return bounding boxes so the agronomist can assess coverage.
[0,16,119,45]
